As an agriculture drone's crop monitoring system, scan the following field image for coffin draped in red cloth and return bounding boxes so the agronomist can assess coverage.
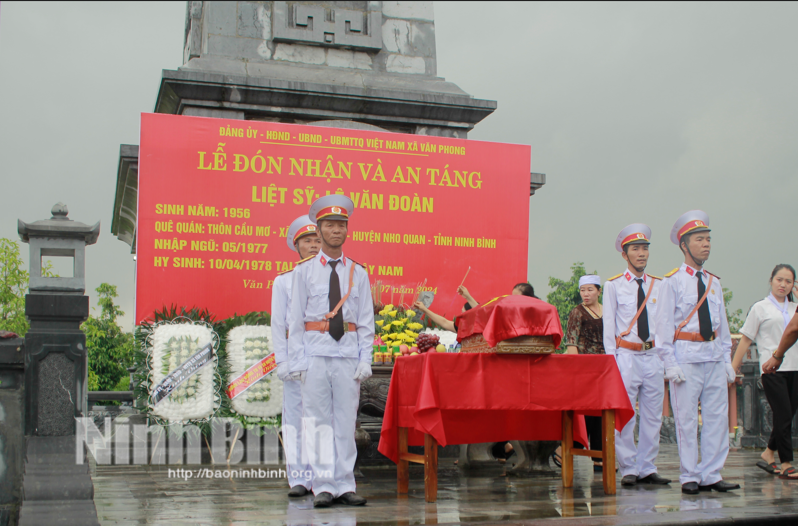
[378,353,634,464]
[454,295,563,348]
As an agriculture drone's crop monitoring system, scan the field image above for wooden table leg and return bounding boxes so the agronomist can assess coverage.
[561,410,574,488]
[601,409,616,495]
[398,427,409,494]
[424,433,438,503]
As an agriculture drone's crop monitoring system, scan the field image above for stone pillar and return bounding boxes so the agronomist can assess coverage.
[0,337,25,519]
[17,204,101,526]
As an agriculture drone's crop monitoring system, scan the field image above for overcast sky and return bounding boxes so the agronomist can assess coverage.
[1,2,797,330]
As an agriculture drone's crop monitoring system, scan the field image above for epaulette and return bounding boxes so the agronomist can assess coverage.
[664,268,679,278]
[348,257,367,269]
[707,271,721,280]
[647,274,663,280]
[278,255,314,275]
[608,273,623,281]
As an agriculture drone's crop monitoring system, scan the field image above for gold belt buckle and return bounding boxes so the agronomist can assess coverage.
[343,322,349,334]
[707,334,715,341]
[643,341,654,351]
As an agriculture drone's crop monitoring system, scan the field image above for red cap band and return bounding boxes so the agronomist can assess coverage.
[316,205,349,221]
[677,220,708,239]
[621,232,649,247]
[293,224,317,243]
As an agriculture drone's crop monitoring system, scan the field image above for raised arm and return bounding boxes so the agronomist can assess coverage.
[414,301,456,333]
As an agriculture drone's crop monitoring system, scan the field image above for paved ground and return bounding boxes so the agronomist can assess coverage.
[92,444,798,525]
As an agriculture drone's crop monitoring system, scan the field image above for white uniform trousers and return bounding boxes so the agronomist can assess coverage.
[669,361,729,485]
[301,356,360,497]
[282,379,313,489]
[615,353,665,478]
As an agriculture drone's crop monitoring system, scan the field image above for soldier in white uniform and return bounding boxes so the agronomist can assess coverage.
[603,224,671,487]
[272,215,320,497]
[654,210,739,495]
[287,195,374,508]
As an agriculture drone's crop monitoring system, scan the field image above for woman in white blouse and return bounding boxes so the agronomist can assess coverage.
[732,264,798,479]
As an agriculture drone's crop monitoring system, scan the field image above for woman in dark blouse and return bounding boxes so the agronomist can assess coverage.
[553,275,607,471]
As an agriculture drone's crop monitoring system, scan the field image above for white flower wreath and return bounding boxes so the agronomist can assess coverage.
[148,322,218,422]
[227,325,283,418]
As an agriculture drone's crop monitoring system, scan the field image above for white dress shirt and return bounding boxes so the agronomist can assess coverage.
[655,263,732,369]
[603,270,661,357]
[740,296,798,372]
[287,249,375,373]
[270,271,291,365]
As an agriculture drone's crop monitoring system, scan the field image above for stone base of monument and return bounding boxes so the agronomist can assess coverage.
[18,436,99,526]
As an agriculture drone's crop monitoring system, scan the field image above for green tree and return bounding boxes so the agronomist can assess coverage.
[0,238,29,336]
[82,283,134,391]
[547,262,600,351]
[0,238,56,336]
[723,287,744,334]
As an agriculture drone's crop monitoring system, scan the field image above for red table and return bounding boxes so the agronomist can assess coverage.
[378,353,635,500]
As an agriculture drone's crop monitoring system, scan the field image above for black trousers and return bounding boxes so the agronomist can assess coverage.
[762,370,798,463]
[574,415,603,462]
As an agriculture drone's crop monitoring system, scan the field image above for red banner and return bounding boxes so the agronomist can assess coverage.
[136,113,531,324]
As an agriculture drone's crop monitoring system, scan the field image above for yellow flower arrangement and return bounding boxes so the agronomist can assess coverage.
[374,304,425,347]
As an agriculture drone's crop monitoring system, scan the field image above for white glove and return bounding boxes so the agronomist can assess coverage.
[277,363,290,381]
[725,363,737,383]
[665,366,686,383]
[353,362,373,382]
[288,371,306,384]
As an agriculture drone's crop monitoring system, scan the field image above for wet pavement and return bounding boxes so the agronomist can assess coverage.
[92,444,798,525]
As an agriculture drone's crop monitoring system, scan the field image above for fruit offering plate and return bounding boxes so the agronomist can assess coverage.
[459,333,556,354]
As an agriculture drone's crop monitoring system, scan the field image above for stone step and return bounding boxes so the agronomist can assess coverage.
[18,500,100,526]
[22,473,94,501]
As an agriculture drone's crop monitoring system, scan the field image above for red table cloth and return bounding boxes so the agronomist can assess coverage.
[378,353,634,463]
[454,295,563,348]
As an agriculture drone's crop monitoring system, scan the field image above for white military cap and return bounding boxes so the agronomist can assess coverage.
[579,275,601,287]
[309,194,354,224]
[670,210,710,245]
[615,223,652,252]
[286,215,317,252]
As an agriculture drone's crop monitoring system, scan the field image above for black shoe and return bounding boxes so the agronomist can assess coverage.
[637,473,672,485]
[682,482,699,494]
[288,485,309,497]
[334,492,367,506]
[621,475,638,486]
[699,481,740,492]
[313,492,334,508]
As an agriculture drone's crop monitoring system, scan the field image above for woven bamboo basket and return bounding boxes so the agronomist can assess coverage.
[460,333,556,354]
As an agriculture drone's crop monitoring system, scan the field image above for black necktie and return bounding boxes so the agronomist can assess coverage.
[696,272,713,341]
[328,260,345,341]
[635,279,650,342]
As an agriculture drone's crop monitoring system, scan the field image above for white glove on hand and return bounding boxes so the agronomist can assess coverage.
[353,362,373,382]
[725,363,737,383]
[277,363,290,381]
[288,371,306,384]
[665,366,686,383]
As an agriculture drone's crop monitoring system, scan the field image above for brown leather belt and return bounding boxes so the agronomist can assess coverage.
[617,338,655,351]
[675,330,717,342]
[305,321,357,334]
